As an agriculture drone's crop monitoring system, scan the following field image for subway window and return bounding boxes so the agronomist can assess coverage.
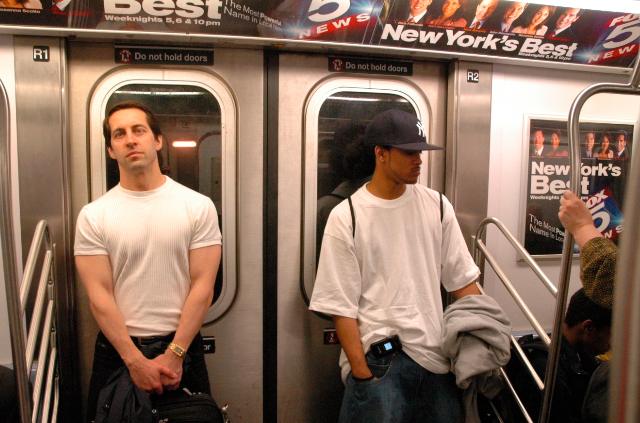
[105,84,224,303]
[315,91,416,255]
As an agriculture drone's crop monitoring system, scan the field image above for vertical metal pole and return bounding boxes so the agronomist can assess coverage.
[540,58,640,423]
[609,58,640,423]
[0,80,32,422]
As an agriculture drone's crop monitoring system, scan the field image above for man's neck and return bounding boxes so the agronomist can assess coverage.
[367,173,407,200]
[119,168,166,191]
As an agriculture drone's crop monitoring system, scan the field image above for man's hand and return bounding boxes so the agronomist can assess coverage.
[558,191,601,248]
[153,351,184,390]
[125,353,178,394]
[333,316,373,380]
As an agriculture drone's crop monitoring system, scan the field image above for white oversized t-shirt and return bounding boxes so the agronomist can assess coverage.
[74,177,222,337]
[310,184,480,380]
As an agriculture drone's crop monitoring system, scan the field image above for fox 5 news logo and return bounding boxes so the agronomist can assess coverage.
[589,14,640,64]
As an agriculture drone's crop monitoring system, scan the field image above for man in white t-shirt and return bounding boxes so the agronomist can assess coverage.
[310,109,481,422]
[75,102,222,421]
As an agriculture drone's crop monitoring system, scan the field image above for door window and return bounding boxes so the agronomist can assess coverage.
[303,80,430,309]
[90,70,237,324]
[105,84,224,302]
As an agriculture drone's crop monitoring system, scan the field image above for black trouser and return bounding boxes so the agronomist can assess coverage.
[86,331,210,422]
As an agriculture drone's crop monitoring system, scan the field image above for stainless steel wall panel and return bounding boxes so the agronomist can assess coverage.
[67,43,264,422]
[277,54,447,422]
[446,61,492,248]
[13,35,78,421]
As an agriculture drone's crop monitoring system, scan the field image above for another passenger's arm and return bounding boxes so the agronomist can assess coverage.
[75,255,176,393]
[558,191,602,248]
[559,190,615,307]
[153,244,221,388]
[333,315,373,380]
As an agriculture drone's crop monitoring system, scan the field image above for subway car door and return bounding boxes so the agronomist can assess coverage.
[275,52,447,422]
[67,43,264,422]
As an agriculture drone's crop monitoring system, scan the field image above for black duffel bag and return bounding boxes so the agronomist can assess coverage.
[152,388,224,423]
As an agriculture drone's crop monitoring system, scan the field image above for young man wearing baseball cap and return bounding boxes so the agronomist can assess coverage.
[310,109,481,422]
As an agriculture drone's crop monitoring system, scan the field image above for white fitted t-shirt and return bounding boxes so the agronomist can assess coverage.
[74,177,222,337]
[310,184,480,380]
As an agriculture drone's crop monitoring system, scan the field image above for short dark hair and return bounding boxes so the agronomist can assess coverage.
[565,288,612,329]
[102,101,162,148]
[616,130,627,140]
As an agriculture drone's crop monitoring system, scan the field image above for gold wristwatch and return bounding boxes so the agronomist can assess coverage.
[167,342,186,359]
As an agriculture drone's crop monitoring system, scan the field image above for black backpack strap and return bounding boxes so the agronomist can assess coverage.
[439,192,443,223]
[347,196,356,237]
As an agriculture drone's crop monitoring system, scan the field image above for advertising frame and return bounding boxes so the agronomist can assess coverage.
[520,114,634,258]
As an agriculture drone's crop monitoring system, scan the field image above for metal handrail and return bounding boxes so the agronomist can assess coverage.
[474,217,557,297]
[540,54,640,423]
[0,75,59,423]
[0,79,33,422]
[472,217,557,422]
[25,249,53,369]
[8,220,59,423]
[19,221,49,309]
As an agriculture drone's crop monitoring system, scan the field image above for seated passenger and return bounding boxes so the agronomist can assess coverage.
[506,288,611,423]
[559,190,616,423]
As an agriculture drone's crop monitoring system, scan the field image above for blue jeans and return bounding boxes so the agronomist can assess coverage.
[339,351,463,423]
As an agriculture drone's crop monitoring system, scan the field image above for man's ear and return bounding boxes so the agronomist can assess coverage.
[107,146,115,160]
[155,135,163,151]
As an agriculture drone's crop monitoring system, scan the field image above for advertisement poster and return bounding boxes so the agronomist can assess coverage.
[524,118,634,256]
[0,1,638,69]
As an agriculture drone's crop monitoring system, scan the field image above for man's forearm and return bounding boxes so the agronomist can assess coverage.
[172,279,213,349]
[333,315,372,379]
[89,291,142,364]
[171,245,221,350]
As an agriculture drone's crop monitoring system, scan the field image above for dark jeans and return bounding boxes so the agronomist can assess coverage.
[86,331,210,423]
[339,351,463,423]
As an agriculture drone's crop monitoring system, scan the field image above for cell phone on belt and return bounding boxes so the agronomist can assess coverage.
[369,335,402,358]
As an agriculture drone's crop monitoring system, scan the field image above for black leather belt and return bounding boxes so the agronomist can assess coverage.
[130,332,175,346]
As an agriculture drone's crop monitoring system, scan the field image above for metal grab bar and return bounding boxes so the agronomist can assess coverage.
[472,217,555,422]
[475,217,557,297]
[474,239,550,346]
[540,55,640,423]
[0,75,59,423]
[0,80,32,422]
[4,219,60,423]
[19,221,50,309]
